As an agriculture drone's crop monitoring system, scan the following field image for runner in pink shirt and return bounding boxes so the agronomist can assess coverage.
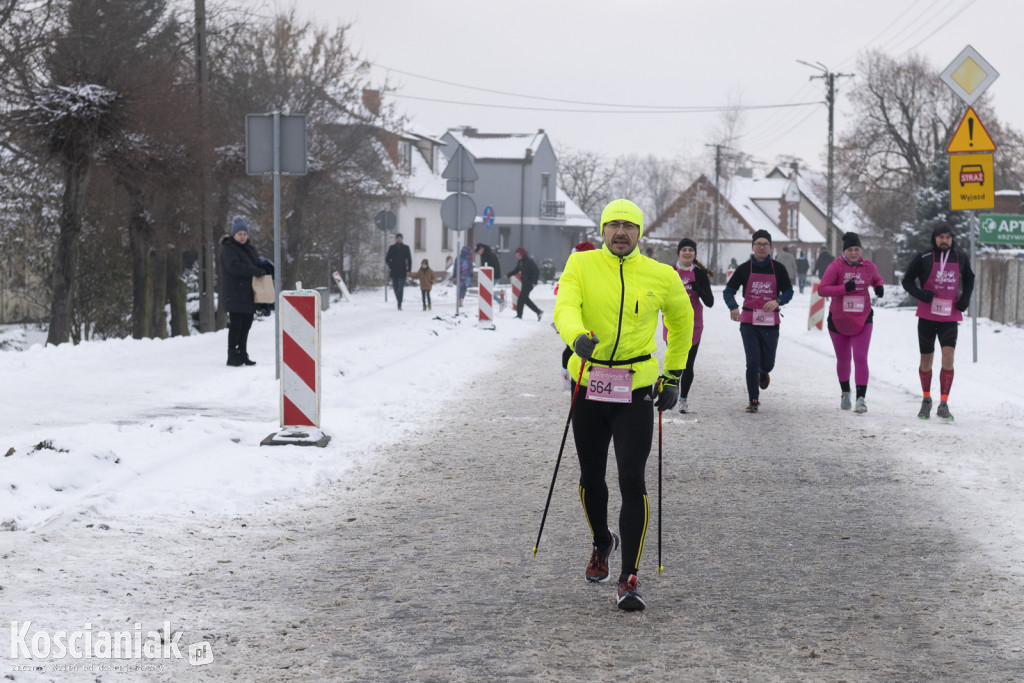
[817,232,884,413]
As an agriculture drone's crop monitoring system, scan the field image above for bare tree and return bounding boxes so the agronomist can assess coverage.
[556,146,616,224]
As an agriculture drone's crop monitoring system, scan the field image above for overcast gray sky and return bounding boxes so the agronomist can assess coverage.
[289,0,1018,175]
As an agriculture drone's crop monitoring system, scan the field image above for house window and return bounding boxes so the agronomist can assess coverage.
[541,172,551,201]
[442,225,450,251]
[398,140,412,169]
[414,218,425,251]
[498,227,511,251]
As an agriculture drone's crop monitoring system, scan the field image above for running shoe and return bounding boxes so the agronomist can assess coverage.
[918,397,933,420]
[585,531,619,583]
[840,391,852,411]
[855,397,867,413]
[758,372,771,390]
[678,398,689,414]
[745,399,759,414]
[936,402,953,422]
[616,574,646,611]
[537,310,544,321]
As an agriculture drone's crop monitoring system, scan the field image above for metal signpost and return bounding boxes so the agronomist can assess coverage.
[940,46,999,363]
[441,145,478,315]
[246,111,308,378]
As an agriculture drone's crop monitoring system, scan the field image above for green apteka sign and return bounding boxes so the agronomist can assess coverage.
[978,214,1024,245]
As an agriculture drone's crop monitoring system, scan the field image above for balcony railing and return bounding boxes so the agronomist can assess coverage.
[540,200,565,219]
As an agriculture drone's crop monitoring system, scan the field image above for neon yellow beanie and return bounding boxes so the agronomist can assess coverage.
[600,199,644,240]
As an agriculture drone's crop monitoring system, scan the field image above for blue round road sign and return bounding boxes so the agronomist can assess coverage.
[483,205,495,229]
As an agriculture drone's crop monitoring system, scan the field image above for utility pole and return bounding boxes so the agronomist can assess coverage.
[195,0,216,332]
[705,143,729,283]
[798,61,853,257]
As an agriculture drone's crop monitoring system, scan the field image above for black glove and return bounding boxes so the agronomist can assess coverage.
[956,299,969,312]
[919,290,934,303]
[844,279,856,292]
[573,333,599,360]
[655,370,682,412]
[874,285,884,298]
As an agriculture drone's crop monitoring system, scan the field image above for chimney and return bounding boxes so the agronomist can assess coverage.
[362,89,381,116]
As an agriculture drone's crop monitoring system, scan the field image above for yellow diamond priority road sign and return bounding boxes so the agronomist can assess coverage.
[947,107,996,153]
[940,45,999,106]
[949,153,994,211]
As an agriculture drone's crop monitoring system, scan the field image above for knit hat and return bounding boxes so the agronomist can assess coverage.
[932,222,954,238]
[574,241,596,252]
[751,229,772,245]
[842,232,862,250]
[231,216,248,236]
[677,237,697,252]
[600,199,644,239]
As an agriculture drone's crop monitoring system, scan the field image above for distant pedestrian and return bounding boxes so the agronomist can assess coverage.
[817,232,884,412]
[509,247,543,320]
[457,244,474,307]
[777,245,797,284]
[666,238,715,414]
[385,233,412,310]
[411,259,435,311]
[475,243,501,280]
[815,248,832,279]
[723,230,794,413]
[901,221,975,422]
[220,216,270,367]
[796,250,810,293]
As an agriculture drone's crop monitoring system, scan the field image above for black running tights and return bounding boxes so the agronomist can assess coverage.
[571,384,654,578]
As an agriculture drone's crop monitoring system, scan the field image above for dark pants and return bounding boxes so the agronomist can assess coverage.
[516,282,542,318]
[391,275,405,307]
[797,273,807,293]
[571,383,655,578]
[679,342,701,397]
[227,312,254,360]
[421,289,431,307]
[740,323,779,401]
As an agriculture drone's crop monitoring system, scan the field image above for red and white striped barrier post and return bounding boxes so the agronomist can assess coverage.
[808,281,825,331]
[477,266,495,329]
[262,288,331,447]
[511,274,521,312]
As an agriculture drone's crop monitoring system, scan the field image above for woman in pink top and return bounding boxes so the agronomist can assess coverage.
[816,232,884,413]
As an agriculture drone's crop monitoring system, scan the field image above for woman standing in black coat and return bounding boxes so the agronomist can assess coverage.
[220,216,268,366]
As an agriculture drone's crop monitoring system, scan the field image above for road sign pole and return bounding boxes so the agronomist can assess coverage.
[455,150,462,316]
[273,110,282,380]
[971,211,978,363]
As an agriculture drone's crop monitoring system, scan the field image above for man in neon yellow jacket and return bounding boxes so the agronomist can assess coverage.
[553,198,693,611]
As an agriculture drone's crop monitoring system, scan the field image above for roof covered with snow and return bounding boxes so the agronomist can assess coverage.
[444,129,546,160]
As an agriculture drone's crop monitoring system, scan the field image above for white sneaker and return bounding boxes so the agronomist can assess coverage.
[678,398,689,414]
[840,391,852,410]
[854,397,867,413]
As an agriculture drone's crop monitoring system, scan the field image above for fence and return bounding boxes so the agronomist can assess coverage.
[976,255,1024,326]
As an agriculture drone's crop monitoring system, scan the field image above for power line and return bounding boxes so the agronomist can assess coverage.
[391,92,822,115]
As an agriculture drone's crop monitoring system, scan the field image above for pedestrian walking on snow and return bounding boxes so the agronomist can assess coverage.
[220,216,270,367]
[553,198,693,611]
[411,259,435,311]
[385,233,412,310]
[664,238,714,414]
[723,230,794,413]
[509,247,543,320]
[901,221,975,422]
[817,232,885,413]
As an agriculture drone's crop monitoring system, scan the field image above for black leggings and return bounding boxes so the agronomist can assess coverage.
[571,383,655,577]
[227,312,254,357]
[678,342,700,397]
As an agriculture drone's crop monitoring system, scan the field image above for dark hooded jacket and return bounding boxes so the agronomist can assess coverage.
[901,228,975,311]
[476,244,501,279]
[220,234,265,314]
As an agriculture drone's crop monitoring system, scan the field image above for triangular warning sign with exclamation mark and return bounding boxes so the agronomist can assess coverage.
[947,107,996,153]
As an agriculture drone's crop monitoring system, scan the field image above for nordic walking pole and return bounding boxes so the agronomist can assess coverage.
[533,357,588,556]
[658,407,664,574]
